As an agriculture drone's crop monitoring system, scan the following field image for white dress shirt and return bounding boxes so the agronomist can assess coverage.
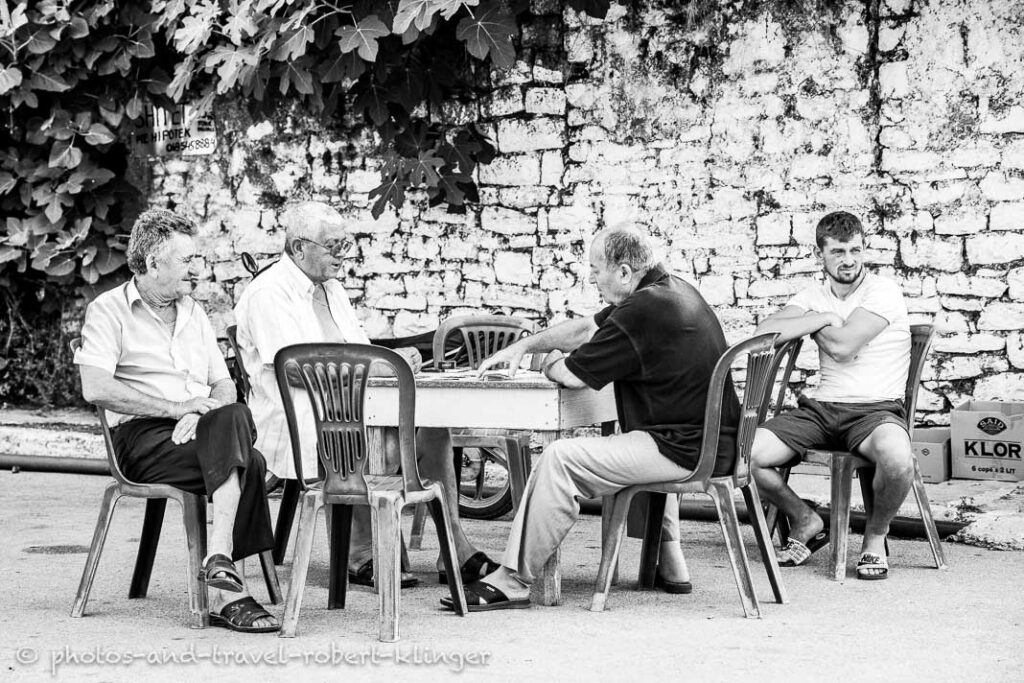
[75,279,230,426]
[234,256,370,479]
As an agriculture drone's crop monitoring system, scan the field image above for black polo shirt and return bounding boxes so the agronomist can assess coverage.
[564,265,739,475]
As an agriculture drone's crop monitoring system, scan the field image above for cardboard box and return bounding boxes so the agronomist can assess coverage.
[912,427,951,484]
[950,401,1024,482]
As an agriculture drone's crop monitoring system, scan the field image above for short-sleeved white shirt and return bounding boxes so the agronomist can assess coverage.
[233,256,370,479]
[74,279,230,426]
[788,273,910,403]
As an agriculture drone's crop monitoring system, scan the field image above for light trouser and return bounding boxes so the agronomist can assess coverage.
[501,430,692,584]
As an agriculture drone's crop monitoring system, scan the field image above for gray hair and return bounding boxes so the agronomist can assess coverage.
[598,226,656,275]
[126,209,196,274]
[280,201,344,255]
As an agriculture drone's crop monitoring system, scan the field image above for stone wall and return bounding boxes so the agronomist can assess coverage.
[138,0,1024,423]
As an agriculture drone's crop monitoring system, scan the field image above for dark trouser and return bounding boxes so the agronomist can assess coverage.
[112,403,274,561]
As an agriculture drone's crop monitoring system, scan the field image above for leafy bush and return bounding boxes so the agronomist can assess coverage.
[0,1,613,292]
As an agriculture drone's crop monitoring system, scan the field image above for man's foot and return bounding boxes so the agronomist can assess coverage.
[437,551,501,585]
[653,565,693,594]
[210,595,280,633]
[199,553,243,592]
[440,580,531,612]
[856,552,889,580]
[348,559,420,589]
[777,530,830,567]
[787,506,825,547]
[656,540,691,585]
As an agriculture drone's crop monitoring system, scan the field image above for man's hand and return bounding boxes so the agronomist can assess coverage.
[176,397,220,419]
[476,342,527,378]
[171,413,200,444]
[395,347,423,373]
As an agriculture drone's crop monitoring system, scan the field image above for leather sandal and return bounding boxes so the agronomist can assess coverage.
[440,581,531,612]
[198,553,244,592]
[210,596,280,633]
[438,551,501,585]
[348,559,420,589]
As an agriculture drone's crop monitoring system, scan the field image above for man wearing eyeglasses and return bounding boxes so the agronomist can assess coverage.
[234,201,499,589]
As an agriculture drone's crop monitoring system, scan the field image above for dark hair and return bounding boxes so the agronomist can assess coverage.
[602,227,655,274]
[126,209,197,274]
[815,211,864,249]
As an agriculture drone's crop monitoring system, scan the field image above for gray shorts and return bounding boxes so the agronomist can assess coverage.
[762,397,908,465]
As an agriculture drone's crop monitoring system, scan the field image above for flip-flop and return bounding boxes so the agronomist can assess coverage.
[777,530,829,567]
[440,581,531,612]
[856,552,889,581]
[210,596,280,633]
[438,551,501,585]
[348,559,420,589]
[198,553,244,592]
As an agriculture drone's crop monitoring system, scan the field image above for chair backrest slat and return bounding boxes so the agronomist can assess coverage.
[689,333,779,487]
[275,343,421,496]
[758,337,803,423]
[905,324,934,441]
[70,338,132,487]
[225,325,252,400]
[433,315,536,370]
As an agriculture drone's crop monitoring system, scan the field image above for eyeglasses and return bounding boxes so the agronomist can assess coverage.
[297,236,355,257]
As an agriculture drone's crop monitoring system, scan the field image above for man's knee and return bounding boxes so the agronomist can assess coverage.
[860,425,914,481]
[203,402,253,429]
[751,428,796,469]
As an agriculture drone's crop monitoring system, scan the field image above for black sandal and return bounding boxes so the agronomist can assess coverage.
[438,551,501,585]
[210,596,280,633]
[440,581,531,612]
[348,560,420,589]
[198,553,244,592]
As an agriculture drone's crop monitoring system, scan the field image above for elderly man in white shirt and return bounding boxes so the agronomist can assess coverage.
[234,201,498,588]
[76,209,278,633]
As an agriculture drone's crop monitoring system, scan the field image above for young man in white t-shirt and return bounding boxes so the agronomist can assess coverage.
[751,212,913,581]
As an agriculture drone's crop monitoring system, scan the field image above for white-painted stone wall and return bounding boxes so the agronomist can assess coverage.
[138,0,1024,423]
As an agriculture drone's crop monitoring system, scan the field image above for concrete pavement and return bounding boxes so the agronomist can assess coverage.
[1,469,1022,682]
[1,407,1023,681]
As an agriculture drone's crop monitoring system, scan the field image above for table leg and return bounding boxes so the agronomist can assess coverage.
[531,430,561,607]
[367,427,388,474]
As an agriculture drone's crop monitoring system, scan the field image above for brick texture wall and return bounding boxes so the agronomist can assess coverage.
[135,0,1024,424]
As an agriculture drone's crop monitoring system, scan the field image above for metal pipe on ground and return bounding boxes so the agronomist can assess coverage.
[0,455,109,476]
[578,496,966,540]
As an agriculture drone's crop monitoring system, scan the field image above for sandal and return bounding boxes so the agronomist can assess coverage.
[856,552,889,581]
[198,553,244,592]
[440,580,531,612]
[653,565,693,594]
[210,596,280,633]
[348,559,420,589]
[438,551,501,585]
[777,530,829,567]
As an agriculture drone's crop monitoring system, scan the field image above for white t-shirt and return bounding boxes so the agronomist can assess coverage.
[788,273,910,403]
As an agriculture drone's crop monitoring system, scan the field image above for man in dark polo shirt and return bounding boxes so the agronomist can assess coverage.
[441,226,739,611]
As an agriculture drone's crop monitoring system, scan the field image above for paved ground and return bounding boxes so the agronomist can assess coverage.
[2,471,1022,683]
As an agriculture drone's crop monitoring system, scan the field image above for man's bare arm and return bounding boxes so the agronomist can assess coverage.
[812,308,889,362]
[540,350,588,389]
[477,316,599,377]
[754,305,844,344]
[209,378,237,406]
[79,365,218,419]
